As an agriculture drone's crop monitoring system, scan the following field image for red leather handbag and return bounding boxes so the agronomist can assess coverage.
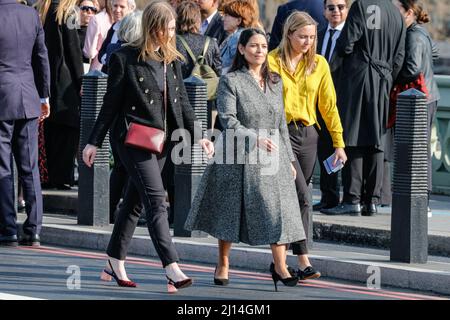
[124,64,167,154]
[124,122,165,153]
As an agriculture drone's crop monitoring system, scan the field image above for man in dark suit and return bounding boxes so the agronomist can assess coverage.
[197,0,227,46]
[322,0,405,216]
[0,0,50,246]
[313,0,349,212]
[269,0,327,51]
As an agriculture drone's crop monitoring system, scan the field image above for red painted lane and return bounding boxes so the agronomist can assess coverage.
[15,246,447,300]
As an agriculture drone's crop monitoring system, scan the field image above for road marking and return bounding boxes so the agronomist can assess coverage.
[12,245,448,300]
[0,292,45,300]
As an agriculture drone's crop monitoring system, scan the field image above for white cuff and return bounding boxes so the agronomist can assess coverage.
[40,98,49,104]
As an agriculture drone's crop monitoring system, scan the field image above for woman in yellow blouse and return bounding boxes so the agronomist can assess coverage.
[268,11,347,280]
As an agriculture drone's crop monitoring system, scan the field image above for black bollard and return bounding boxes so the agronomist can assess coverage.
[173,76,208,237]
[78,71,110,226]
[390,88,428,263]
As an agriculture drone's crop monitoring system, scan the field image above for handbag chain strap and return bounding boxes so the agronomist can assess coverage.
[164,62,167,134]
[163,62,167,137]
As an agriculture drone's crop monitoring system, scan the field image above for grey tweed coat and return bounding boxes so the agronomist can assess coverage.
[184,68,306,245]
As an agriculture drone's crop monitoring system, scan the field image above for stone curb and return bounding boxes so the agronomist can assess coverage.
[42,193,450,257]
[313,222,450,257]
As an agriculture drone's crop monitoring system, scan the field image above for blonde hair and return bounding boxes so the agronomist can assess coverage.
[56,0,79,25]
[35,0,52,24]
[279,11,318,76]
[132,0,184,63]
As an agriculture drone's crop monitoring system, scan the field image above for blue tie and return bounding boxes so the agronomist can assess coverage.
[201,20,209,35]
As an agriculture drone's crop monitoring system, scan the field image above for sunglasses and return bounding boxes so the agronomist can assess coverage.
[326,4,347,11]
[80,6,98,13]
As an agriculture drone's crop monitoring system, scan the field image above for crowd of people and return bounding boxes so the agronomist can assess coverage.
[0,0,440,293]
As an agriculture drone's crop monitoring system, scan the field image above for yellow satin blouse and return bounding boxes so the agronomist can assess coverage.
[268,48,345,148]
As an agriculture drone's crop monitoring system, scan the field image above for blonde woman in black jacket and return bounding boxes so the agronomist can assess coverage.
[83,0,214,292]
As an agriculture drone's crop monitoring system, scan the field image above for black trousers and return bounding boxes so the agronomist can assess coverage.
[342,146,384,205]
[317,123,340,207]
[44,121,78,186]
[0,118,42,236]
[380,127,394,206]
[109,139,128,222]
[106,140,178,267]
[380,160,392,206]
[109,139,175,224]
[288,124,319,255]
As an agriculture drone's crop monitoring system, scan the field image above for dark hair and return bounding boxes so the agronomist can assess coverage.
[229,28,280,90]
[176,1,201,34]
[323,0,350,7]
[398,0,430,24]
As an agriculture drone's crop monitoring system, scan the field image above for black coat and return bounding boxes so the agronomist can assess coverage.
[269,0,327,51]
[397,22,440,103]
[88,46,198,148]
[334,0,406,150]
[176,32,222,79]
[98,23,116,74]
[43,1,84,128]
[204,12,227,46]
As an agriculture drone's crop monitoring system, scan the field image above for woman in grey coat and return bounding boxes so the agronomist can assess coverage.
[184,28,305,291]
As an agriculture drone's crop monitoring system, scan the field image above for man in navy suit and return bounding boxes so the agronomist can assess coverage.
[0,0,50,246]
[197,0,227,46]
[314,0,349,212]
[269,0,327,51]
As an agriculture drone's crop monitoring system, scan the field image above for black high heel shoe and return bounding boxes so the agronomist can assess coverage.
[213,266,229,286]
[166,276,193,294]
[269,262,296,277]
[271,268,298,292]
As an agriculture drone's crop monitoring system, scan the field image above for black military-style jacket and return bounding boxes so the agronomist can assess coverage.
[88,46,199,147]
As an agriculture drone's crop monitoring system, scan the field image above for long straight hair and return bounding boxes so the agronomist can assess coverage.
[229,28,279,91]
[56,0,79,25]
[35,0,52,24]
[279,11,318,76]
[132,0,184,63]
[105,0,114,22]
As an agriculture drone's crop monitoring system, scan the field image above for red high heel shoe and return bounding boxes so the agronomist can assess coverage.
[166,276,193,294]
[100,260,137,288]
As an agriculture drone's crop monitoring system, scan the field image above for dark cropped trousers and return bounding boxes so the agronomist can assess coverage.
[288,123,319,255]
[106,140,178,267]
